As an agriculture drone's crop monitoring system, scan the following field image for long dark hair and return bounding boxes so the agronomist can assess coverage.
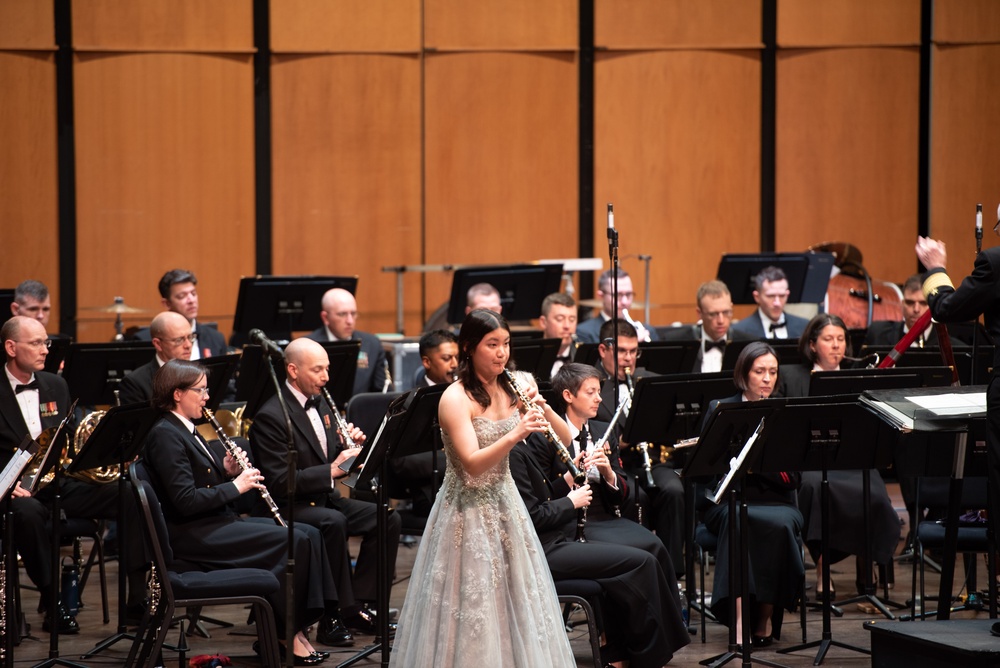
[733,341,779,392]
[152,359,206,412]
[799,313,851,366]
[457,309,517,410]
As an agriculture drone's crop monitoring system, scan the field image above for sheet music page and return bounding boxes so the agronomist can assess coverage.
[1,449,34,500]
[908,392,987,416]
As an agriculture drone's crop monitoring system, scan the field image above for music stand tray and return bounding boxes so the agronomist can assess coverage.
[446,264,563,324]
[717,252,835,305]
[68,404,159,476]
[623,372,737,447]
[636,341,700,375]
[199,353,241,412]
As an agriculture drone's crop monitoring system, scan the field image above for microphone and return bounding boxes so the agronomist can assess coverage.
[249,328,284,357]
[976,203,983,252]
[607,203,617,248]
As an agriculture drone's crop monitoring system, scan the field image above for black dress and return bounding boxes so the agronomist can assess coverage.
[699,394,805,639]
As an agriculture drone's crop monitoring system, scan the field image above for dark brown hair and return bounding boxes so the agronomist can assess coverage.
[799,313,852,365]
[733,341,779,392]
[152,359,206,412]
[457,309,517,410]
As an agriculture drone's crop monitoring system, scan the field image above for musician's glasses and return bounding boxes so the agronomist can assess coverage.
[185,386,210,396]
[16,339,52,349]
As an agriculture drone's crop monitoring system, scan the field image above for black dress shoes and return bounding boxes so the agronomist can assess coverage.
[255,640,326,666]
[344,605,397,637]
[316,615,354,647]
[41,602,80,635]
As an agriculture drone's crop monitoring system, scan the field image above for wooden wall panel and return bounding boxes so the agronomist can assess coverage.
[271,0,421,53]
[594,50,762,326]
[0,52,59,318]
[423,52,578,319]
[73,53,255,342]
[596,0,761,50]
[73,0,252,51]
[0,0,53,50]
[270,54,423,335]
[929,44,1000,264]
[778,0,920,47]
[775,48,920,284]
[935,0,1000,45]
[424,0,577,50]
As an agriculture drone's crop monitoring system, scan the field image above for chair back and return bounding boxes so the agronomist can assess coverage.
[130,462,176,574]
[346,391,404,443]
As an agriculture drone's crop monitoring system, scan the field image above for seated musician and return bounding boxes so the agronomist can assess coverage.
[508,370,689,667]
[779,313,901,597]
[132,269,228,359]
[730,266,808,340]
[117,311,193,405]
[594,319,685,578]
[305,288,388,396]
[864,274,971,349]
[1,316,147,634]
[464,282,503,315]
[660,280,755,373]
[577,268,658,344]
[141,359,336,664]
[249,337,401,644]
[698,341,804,647]
[538,292,578,378]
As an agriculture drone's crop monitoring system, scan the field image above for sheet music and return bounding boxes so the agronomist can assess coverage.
[908,392,986,416]
[710,417,765,505]
[0,438,37,502]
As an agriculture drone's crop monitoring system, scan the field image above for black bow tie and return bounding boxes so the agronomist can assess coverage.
[577,425,590,443]
[15,380,40,394]
[555,355,570,362]
[704,339,726,352]
[768,321,786,333]
[304,395,321,411]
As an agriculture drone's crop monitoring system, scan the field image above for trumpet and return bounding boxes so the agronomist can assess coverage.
[624,367,656,488]
[503,369,585,485]
[320,388,358,449]
[202,407,286,528]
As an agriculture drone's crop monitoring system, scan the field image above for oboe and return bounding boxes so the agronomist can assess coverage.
[503,369,585,484]
[202,408,286,528]
[623,367,656,488]
[320,388,358,449]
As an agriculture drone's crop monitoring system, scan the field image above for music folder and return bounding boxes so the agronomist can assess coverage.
[1,436,38,503]
[860,385,987,432]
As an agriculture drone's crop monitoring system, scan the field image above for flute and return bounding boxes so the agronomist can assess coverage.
[202,408,286,528]
[503,369,585,485]
[320,388,359,449]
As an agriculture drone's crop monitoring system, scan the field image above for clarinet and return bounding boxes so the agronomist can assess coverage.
[623,367,656,488]
[503,369,585,484]
[202,408,287,528]
[320,388,358,449]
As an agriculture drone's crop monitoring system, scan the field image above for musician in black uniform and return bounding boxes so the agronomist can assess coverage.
[141,359,335,664]
[916,234,1000,637]
[538,292,578,378]
[660,280,755,373]
[250,337,401,644]
[577,268,658,344]
[509,397,690,667]
[864,275,942,348]
[594,319,685,577]
[1,316,145,633]
[133,269,228,359]
[698,341,804,646]
[305,288,387,396]
[118,311,194,405]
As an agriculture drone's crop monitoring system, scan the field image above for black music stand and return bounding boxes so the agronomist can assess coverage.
[230,275,358,345]
[0,290,13,321]
[62,342,154,407]
[717,253,835,305]
[765,397,895,665]
[1,437,37,667]
[859,346,992,386]
[574,342,600,368]
[510,337,561,379]
[722,341,801,371]
[860,385,990,621]
[636,341,700,375]
[237,341,360,420]
[684,399,788,668]
[42,337,72,375]
[340,384,446,668]
[445,264,563,324]
[199,353,240,411]
[72,404,159,660]
[623,373,738,615]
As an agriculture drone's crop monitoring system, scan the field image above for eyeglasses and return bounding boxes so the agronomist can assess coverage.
[15,339,52,349]
[184,386,210,396]
[619,348,642,359]
[159,333,197,346]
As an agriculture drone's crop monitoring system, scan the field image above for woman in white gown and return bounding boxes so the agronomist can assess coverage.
[391,309,577,667]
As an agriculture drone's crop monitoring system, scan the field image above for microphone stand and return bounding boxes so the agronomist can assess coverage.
[972,203,983,385]
[607,203,620,413]
[261,354,297,668]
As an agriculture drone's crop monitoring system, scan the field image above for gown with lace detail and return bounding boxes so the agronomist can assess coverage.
[390,413,576,667]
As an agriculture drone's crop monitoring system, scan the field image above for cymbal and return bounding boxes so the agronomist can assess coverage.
[82,300,149,314]
[578,298,659,309]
